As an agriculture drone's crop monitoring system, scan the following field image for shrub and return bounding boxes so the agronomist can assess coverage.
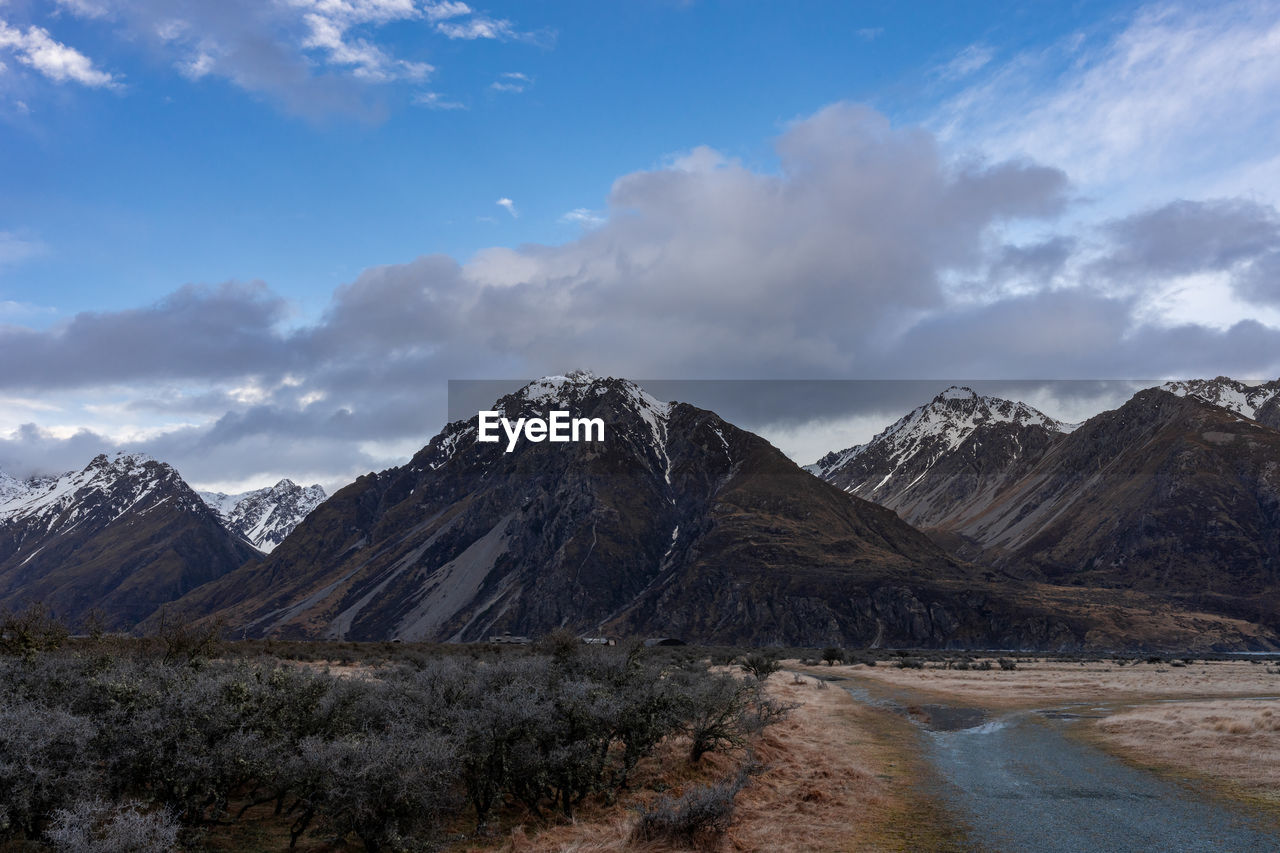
[997,658,1017,671]
[895,657,924,669]
[0,704,98,839]
[739,653,781,681]
[632,773,747,845]
[821,647,843,666]
[45,799,180,853]
[673,669,750,762]
[0,602,69,658]
[286,728,460,852]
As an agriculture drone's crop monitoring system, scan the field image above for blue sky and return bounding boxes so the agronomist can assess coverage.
[3,0,1140,314]
[3,0,1280,490]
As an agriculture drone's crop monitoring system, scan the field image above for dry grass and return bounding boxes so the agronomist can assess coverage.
[825,658,1279,709]
[1090,698,1280,807]
[464,673,962,852]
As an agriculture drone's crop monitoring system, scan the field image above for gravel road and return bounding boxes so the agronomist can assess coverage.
[924,708,1280,852]
[837,680,1280,852]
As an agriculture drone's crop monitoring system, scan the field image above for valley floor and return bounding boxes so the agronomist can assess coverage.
[454,657,1280,851]
[463,671,969,852]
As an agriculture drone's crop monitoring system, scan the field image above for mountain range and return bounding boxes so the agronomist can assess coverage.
[810,378,1280,636]
[165,373,1049,648]
[0,454,324,630]
[3,373,1278,650]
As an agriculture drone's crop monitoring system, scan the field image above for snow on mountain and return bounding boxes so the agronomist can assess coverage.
[424,370,675,476]
[806,387,1068,482]
[1161,376,1280,421]
[198,480,327,553]
[0,452,201,529]
[1,452,260,630]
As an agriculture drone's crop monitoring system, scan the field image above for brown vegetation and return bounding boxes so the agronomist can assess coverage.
[1091,699,1280,808]
[828,657,1280,709]
[476,673,968,852]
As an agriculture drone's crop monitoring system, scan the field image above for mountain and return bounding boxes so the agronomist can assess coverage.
[943,389,1280,601]
[169,372,1095,649]
[0,453,260,630]
[199,480,327,553]
[1162,376,1280,421]
[811,383,1280,637]
[806,387,1071,529]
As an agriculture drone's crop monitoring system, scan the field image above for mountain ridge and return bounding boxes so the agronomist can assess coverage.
[0,452,259,629]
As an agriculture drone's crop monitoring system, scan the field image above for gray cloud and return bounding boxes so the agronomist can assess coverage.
[1100,198,1280,280]
[0,282,293,390]
[3,102,1279,487]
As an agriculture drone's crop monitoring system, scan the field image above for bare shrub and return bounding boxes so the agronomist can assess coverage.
[0,602,68,658]
[0,703,99,840]
[45,799,180,853]
[739,653,781,681]
[632,772,748,846]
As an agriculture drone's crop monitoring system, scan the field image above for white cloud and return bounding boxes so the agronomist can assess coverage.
[0,231,46,267]
[935,1,1280,207]
[436,15,515,40]
[490,70,530,92]
[855,27,883,41]
[559,208,605,227]
[942,43,993,79]
[23,0,543,118]
[413,90,465,110]
[495,197,518,218]
[52,0,111,19]
[423,1,472,21]
[298,9,432,82]
[0,20,117,87]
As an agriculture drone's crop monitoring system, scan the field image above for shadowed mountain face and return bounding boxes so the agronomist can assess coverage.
[170,373,1095,648]
[811,381,1280,637]
[953,390,1280,600]
[0,453,259,630]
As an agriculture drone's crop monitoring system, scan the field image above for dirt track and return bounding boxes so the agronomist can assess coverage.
[834,668,1280,852]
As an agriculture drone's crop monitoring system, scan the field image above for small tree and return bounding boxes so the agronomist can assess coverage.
[0,602,69,659]
[821,646,843,666]
[739,653,780,681]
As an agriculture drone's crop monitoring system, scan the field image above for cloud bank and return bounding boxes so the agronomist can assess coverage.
[3,94,1278,487]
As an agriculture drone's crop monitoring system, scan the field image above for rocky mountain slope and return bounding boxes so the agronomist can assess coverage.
[1162,376,1280,429]
[199,480,327,553]
[169,373,1103,648]
[810,380,1280,636]
[0,453,260,629]
[806,387,1072,529]
[947,390,1280,605]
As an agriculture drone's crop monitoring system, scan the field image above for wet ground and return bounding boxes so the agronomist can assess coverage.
[832,675,1280,852]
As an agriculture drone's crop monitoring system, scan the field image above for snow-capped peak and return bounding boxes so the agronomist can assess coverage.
[937,386,979,401]
[198,479,327,553]
[1161,376,1280,421]
[807,387,1066,479]
[0,451,192,528]
[508,372,671,425]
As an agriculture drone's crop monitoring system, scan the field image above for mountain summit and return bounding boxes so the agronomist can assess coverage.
[807,387,1071,528]
[199,480,327,553]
